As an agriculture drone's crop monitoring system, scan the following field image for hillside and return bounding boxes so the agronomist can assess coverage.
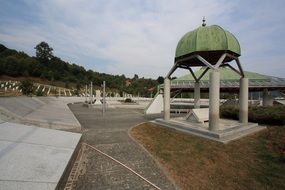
[0,42,160,96]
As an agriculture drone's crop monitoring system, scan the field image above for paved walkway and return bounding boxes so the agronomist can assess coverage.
[69,103,177,190]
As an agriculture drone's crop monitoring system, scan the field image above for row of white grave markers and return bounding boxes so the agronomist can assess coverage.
[82,91,124,98]
[35,84,74,96]
[0,81,77,96]
[0,81,21,92]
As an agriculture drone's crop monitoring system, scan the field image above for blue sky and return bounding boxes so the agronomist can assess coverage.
[0,0,284,78]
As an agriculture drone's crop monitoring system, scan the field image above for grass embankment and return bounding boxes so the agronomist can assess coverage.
[131,123,285,190]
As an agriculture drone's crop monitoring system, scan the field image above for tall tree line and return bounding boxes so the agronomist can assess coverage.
[0,42,161,96]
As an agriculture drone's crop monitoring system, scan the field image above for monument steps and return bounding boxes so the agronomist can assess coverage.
[221,124,266,143]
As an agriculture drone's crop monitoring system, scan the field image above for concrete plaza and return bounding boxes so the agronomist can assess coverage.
[0,121,81,190]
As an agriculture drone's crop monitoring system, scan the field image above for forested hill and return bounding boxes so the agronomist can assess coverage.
[0,42,163,96]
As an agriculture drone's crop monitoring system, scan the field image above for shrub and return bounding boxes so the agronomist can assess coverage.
[220,105,239,120]
[220,105,285,125]
[19,79,34,95]
[36,89,45,96]
[124,98,133,103]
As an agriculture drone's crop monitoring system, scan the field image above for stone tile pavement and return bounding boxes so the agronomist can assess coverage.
[69,104,177,190]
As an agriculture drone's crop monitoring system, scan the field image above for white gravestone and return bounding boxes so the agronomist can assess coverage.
[185,108,209,123]
[47,87,51,95]
[94,90,102,105]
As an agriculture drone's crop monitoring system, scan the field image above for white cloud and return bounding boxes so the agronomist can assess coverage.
[0,0,284,78]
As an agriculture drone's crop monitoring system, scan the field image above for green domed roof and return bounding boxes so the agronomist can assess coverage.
[175,25,241,59]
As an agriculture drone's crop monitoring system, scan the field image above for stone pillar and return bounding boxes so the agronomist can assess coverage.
[239,77,248,124]
[164,78,170,121]
[90,82,93,104]
[262,89,273,106]
[209,69,220,131]
[194,82,200,108]
[85,85,88,102]
[102,81,106,115]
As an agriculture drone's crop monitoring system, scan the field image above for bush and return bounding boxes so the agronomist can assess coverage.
[220,105,239,120]
[124,98,133,103]
[19,79,34,95]
[220,105,285,125]
[35,89,45,96]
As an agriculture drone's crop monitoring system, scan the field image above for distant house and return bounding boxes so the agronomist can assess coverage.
[125,80,132,87]
[148,87,155,92]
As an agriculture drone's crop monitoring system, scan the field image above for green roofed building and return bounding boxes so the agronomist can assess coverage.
[170,67,285,92]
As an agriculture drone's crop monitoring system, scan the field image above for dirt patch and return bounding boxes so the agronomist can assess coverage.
[130,123,285,190]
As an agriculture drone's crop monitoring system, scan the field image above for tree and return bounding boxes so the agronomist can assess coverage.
[157,76,164,84]
[34,41,53,63]
[133,74,139,80]
[5,56,20,76]
[0,44,7,52]
[19,79,34,95]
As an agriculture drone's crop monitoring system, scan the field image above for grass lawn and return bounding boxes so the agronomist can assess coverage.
[130,123,285,190]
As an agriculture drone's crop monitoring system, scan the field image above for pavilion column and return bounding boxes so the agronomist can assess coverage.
[239,77,248,124]
[194,82,200,108]
[262,88,273,106]
[209,69,220,131]
[164,78,171,121]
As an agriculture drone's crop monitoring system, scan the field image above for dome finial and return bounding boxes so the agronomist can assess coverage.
[202,16,206,27]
